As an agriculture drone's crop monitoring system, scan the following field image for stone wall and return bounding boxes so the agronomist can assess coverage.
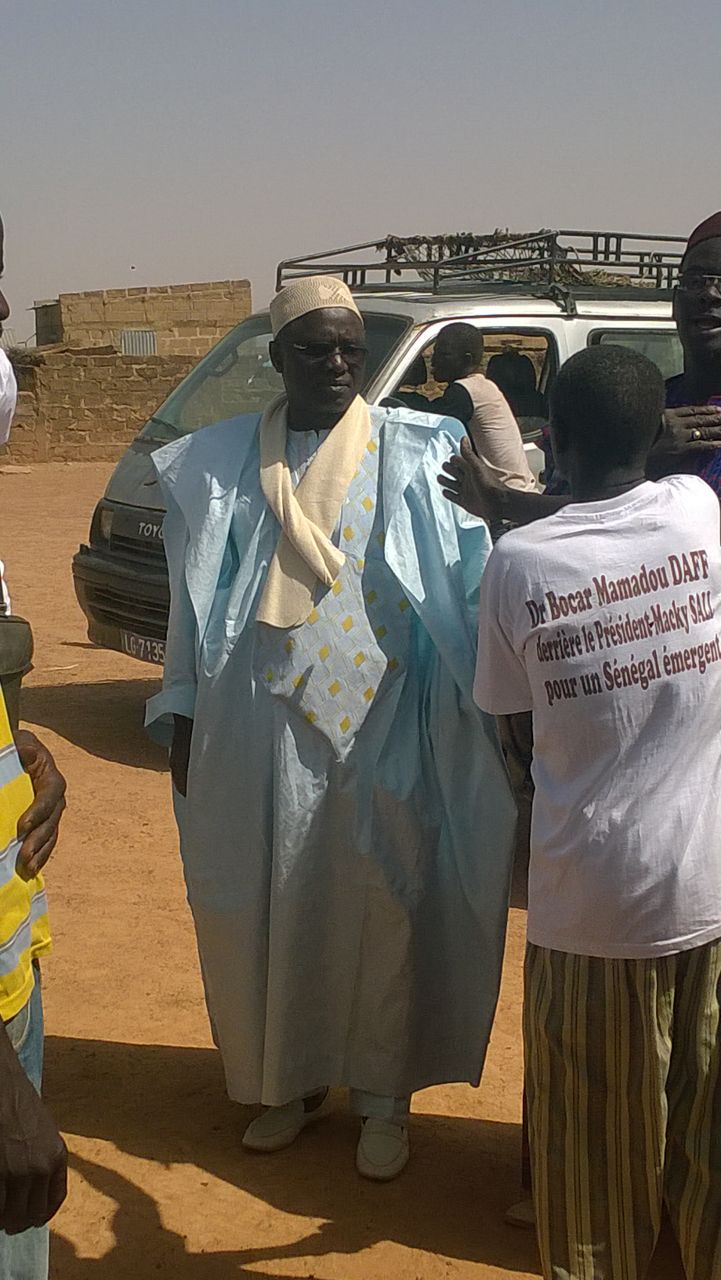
[2,349,196,464]
[49,279,252,357]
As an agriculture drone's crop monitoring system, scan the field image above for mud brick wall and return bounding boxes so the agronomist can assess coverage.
[55,279,252,356]
[2,350,196,463]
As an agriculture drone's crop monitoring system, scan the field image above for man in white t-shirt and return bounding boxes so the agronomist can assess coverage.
[474,344,721,1280]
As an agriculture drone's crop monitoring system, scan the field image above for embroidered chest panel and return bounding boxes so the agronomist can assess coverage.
[254,424,412,757]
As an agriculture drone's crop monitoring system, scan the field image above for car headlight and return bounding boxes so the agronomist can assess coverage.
[99,507,114,541]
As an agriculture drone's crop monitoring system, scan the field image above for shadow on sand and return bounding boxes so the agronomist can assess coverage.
[46,1036,686,1279]
[46,1035,539,1278]
[21,679,167,772]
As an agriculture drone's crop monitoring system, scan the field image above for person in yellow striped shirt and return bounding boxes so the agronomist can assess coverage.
[0,213,68,1277]
[0,686,68,1276]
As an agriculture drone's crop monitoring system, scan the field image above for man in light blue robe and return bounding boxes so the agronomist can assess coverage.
[146,276,515,1181]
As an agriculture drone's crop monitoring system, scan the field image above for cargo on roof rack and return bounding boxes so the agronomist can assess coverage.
[276,229,686,299]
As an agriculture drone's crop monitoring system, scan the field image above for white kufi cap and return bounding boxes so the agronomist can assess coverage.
[269,275,362,338]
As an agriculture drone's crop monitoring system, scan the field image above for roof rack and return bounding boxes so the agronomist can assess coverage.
[276,230,686,311]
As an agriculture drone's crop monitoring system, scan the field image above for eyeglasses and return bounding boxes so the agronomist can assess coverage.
[678,270,721,298]
[291,341,368,364]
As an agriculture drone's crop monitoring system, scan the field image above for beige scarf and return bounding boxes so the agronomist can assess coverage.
[257,393,373,628]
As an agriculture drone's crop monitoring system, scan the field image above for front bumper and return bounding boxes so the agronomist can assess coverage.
[72,544,169,662]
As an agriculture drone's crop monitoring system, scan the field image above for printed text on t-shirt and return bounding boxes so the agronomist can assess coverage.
[523,549,720,707]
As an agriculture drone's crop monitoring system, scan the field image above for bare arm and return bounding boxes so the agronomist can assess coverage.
[439,437,568,525]
[14,732,66,878]
[0,1019,67,1233]
[439,407,721,525]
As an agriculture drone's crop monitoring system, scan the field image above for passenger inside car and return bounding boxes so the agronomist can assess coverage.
[486,350,546,419]
[427,323,537,491]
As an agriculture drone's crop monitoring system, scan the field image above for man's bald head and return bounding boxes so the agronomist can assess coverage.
[431,323,484,385]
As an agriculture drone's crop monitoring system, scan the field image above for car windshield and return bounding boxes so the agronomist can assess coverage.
[138,310,410,443]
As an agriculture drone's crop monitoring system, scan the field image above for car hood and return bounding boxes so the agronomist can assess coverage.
[104,439,168,513]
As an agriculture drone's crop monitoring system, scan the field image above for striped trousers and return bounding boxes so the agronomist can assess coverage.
[524,939,721,1280]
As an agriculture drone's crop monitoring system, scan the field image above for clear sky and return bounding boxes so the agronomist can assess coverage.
[2,0,720,342]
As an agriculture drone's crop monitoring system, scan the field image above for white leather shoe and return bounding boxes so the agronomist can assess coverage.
[356,1117,410,1181]
[242,1091,328,1152]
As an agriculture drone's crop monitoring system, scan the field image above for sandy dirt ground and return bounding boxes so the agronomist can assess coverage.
[1,461,685,1279]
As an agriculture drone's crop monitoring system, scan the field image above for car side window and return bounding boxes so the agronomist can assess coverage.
[392,328,558,442]
[588,330,683,381]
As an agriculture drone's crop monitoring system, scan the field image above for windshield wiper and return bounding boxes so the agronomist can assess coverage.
[148,414,178,433]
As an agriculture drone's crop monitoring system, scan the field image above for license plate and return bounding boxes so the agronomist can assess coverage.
[119,631,166,664]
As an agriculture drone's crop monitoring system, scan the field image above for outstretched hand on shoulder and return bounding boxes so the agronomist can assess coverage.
[438,437,507,522]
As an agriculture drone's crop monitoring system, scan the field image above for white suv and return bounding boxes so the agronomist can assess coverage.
[73,229,685,663]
